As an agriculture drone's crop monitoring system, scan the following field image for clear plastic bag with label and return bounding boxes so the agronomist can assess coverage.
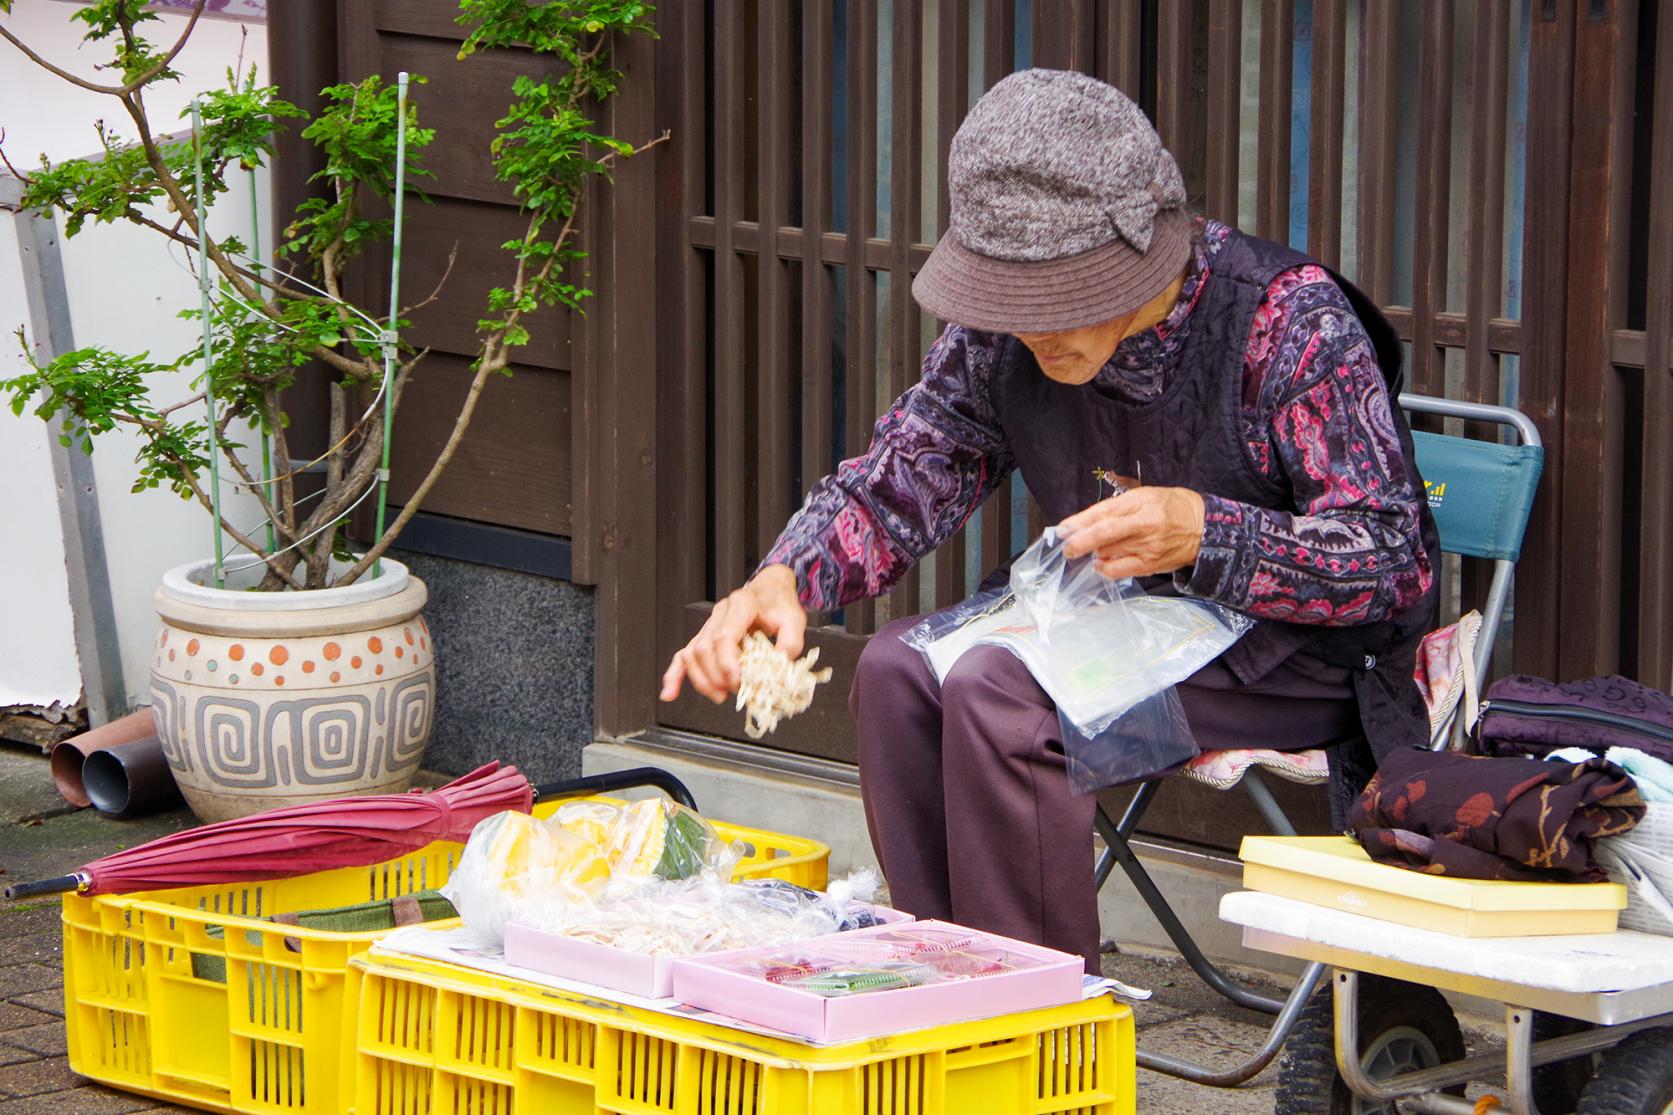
[903,529,1250,790]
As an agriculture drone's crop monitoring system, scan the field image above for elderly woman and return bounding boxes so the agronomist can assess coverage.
[660,69,1437,972]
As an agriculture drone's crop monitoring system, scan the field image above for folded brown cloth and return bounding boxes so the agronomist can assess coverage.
[1348,747,1644,881]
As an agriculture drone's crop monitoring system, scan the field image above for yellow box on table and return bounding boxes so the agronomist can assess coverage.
[348,948,1136,1115]
[1238,835,1627,937]
[60,798,829,1114]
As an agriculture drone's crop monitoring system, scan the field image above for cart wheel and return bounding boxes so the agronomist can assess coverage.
[1575,1026,1673,1115]
[1275,974,1467,1115]
[1532,1012,1599,1115]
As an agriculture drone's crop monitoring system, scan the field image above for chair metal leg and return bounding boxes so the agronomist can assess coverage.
[1094,780,1159,888]
[1094,801,1286,1015]
[1239,768,1299,837]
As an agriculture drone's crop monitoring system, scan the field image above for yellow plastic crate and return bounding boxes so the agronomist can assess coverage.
[350,949,1137,1115]
[60,798,829,1114]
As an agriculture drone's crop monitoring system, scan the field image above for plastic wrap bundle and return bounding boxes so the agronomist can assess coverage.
[441,797,742,947]
[509,870,885,957]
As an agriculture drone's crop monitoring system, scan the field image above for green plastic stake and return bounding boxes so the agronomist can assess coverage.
[250,165,276,555]
[191,100,226,590]
[371,72,410,581]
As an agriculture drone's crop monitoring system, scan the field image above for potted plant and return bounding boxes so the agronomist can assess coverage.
[1,0,656,819]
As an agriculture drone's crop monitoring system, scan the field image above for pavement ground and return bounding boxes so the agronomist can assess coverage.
[0,743,1506,1114]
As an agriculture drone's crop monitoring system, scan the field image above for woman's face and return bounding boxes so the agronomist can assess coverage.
[1012,267,1185,384]
[1013,311,1141,385]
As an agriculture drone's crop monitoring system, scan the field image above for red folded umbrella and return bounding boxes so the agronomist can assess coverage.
[7,762,534,898]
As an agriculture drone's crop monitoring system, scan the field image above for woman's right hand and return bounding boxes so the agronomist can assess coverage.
[659,565,808,704]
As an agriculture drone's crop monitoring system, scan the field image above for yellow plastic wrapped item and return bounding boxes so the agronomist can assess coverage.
[441,798,739,946]
[551,797,732,880]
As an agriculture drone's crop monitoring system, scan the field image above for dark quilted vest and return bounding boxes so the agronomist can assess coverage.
[990,229,1441,762]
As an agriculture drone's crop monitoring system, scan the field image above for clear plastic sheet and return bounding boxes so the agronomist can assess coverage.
[507,870,885,957]
[904,529,1250,790]
[710,925,1055,997]
[440,798,741,947]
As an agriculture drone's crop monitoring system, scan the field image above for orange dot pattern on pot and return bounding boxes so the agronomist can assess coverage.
[153,624,432,690]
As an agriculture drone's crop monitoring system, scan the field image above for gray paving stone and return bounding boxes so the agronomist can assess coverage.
[0,1084,157,1113]
[0,1047,35,1070]
[0,1004,54,1034]
[1128,999,1191,1030]
[0,1055,79,1098]
[0,971,57,1002]
[1136,1068,1277,1115]
[5,995,61,1020]
[0,1024,64,1059]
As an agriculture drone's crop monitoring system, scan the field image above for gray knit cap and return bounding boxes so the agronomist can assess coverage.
[913,68,1192,334]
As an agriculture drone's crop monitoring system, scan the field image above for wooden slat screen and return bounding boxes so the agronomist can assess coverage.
[652,0,1671,764]
[336,2,577,540]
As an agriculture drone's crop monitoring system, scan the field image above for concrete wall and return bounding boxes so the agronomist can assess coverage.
[396,552,596,782]
[0,206,82,711]
[1,2,268,710]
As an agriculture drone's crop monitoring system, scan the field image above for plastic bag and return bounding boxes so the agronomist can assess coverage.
[905,529,1251,737]
[1057,688,1197,792]
[441,798,742,947]
[548,797,739,881]
[508,869,885,957]
[903,529,1248,791]
[440,810,613,946]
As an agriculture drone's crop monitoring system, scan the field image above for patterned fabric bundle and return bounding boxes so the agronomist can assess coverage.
[1349,747,1645,882]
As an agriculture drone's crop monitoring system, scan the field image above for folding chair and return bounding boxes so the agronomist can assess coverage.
[1095,393,1545,1084]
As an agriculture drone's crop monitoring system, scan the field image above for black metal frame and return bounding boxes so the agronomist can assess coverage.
[1098,394,1545,1085]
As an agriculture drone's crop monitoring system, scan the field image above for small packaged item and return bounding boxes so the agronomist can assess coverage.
[671,921,1085,1041]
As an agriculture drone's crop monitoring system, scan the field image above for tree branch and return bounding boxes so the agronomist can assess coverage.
[111,412,305,590]
[401,243,458,317]
[220,439,301,546]
[118,0,210,94]
[0,23,125,95]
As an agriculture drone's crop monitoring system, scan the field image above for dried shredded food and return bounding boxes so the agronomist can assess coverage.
[735,631,833,738]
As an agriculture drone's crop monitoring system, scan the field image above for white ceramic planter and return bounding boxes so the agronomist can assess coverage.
[149,557,436,821]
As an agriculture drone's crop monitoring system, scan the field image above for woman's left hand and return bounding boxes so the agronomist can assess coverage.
[1058,486,1206,579]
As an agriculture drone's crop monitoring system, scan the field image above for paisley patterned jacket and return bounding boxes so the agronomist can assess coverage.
[761,219,1434,627]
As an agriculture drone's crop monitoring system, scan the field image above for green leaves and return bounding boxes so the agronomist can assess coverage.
[3,0,656,583]
[456,0,654,62]
[282,75,434,265]
[460,2,657,350]
[1,344,209,497]
[13,70,302,241]
[72,0,174,85]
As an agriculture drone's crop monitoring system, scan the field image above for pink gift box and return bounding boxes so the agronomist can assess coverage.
[669,920,1085,1042]
[504,904,912,1000]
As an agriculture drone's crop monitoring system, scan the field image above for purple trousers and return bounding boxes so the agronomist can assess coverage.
[852,614,1360,973]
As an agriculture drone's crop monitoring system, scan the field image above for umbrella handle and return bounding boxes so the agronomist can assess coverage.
[534,767,698,812]
[3,873,88,901]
